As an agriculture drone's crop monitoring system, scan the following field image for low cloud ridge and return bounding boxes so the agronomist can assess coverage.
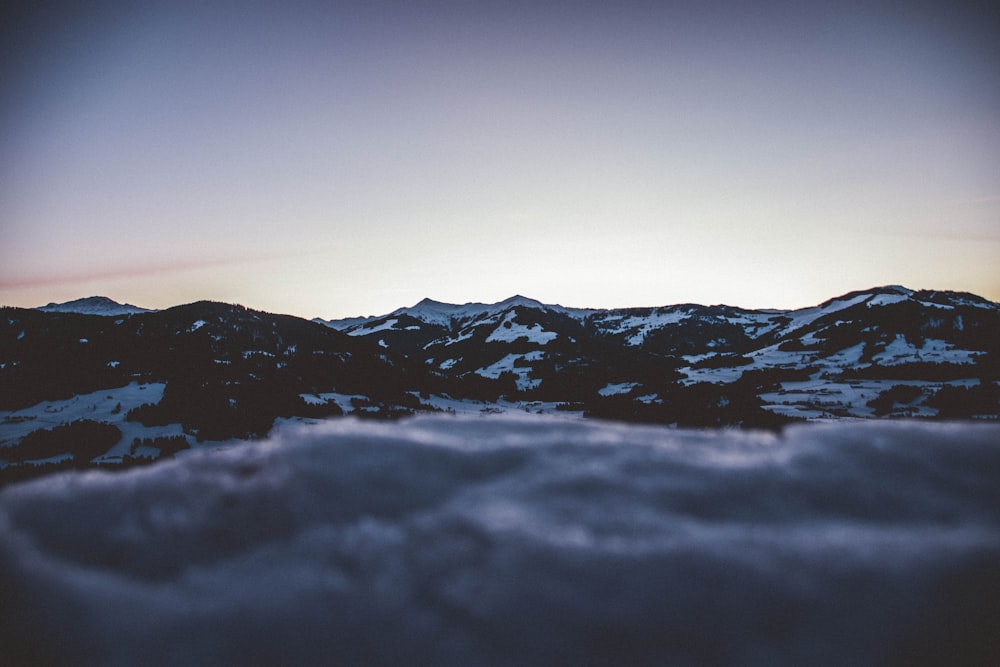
[2,417,999,665]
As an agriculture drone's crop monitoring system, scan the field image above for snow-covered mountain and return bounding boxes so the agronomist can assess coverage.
[392,295,594,326]
[316,295,591,331]
[320,286,997,394]
[312,285,999,423]
[2,286,998,484]
[37,296,153,316]
[323,285,996,350]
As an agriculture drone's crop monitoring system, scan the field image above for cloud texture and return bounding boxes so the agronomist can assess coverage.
[2,416,999,665]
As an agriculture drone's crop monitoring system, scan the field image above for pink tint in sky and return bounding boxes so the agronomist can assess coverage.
[1,0,998,318]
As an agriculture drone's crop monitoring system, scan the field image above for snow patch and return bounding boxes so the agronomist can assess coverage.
[824,342,866,366]
[598,382,639,396]
[871,336,979,366]
[867,293,909,308]
[475,351,545,391]
[777,292,871,335]
[0,383,169,455]
[599,309,691,346]
[427,329,475,349]
[485,312,558,345]
[348,318,399,336]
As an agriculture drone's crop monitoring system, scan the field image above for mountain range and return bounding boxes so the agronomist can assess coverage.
[2,286,998,483]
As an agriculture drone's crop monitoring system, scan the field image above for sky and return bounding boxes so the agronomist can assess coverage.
[1,0,998,319]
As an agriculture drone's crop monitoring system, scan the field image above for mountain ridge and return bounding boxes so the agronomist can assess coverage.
[32,286,1000,325]
[2,284,997,485]
[318,285,1000,330]
[37,296,154,316]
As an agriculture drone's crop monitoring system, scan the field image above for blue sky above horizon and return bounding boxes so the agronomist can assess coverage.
[1,0,998,318]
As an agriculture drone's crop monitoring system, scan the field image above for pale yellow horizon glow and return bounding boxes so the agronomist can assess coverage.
[1,1,998,319]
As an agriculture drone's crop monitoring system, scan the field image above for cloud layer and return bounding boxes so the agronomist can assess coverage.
[2,416,999,665]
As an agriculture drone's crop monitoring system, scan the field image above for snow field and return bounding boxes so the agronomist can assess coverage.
[0,383,171,456]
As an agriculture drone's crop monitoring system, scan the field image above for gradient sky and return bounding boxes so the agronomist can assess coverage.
[2,0,998,318]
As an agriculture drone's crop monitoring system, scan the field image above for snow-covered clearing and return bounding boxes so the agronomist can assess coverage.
[485,312,558,345]
[774,292,871,336]
[871,336,979,365]
[348,318,399,336]
[598,309,691,346]
[598,382,639,396]
[475,351,545,391]
[0,383,167,452]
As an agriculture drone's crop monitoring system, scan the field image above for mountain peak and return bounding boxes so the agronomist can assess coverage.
[37,296,152,316]
[881,285,914,295]
[497,295,546,309]
[414,297,451,308]
[407,295,557,324]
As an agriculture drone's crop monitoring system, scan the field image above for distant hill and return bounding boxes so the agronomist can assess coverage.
[37,296,153,316]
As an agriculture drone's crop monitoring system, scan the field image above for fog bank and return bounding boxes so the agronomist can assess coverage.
[2,416,999,666]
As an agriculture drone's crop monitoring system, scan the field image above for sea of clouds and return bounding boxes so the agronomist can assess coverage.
[2,415,999,666]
